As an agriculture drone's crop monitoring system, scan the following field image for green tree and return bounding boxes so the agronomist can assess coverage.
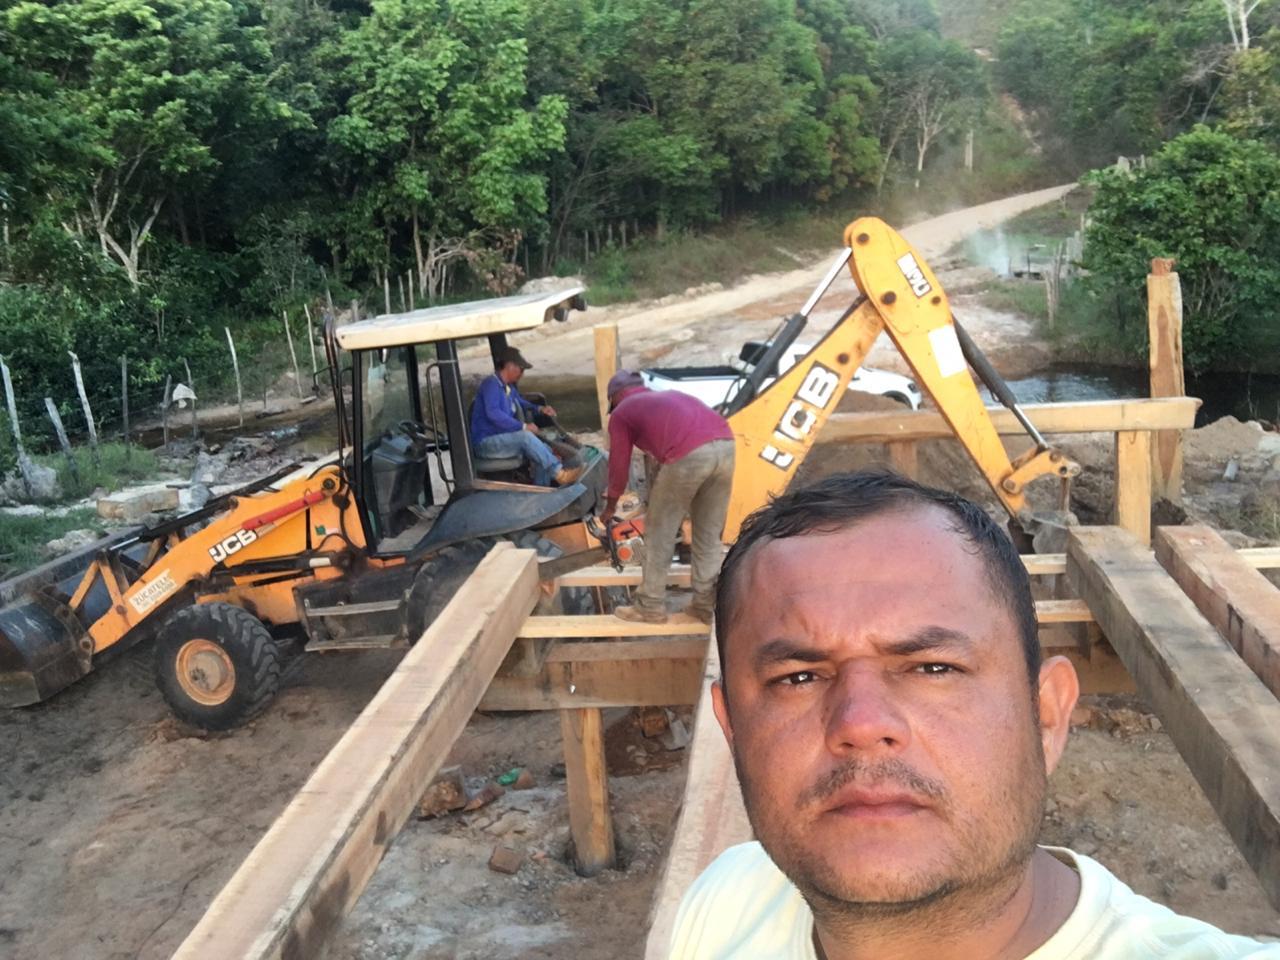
[2,0,291,286]
[328,0,567,299]
[1083,127,1280,370]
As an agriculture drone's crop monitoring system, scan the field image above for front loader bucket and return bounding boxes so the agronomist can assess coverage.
[0,526,140,708]
[0,596,90,707]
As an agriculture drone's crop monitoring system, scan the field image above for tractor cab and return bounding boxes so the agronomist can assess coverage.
[325,288,604,560]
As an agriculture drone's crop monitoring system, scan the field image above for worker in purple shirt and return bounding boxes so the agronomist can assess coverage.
[470,346,584,487]
[601,370,735,624]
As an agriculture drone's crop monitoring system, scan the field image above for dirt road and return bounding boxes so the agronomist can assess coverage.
[5,184,1278,960]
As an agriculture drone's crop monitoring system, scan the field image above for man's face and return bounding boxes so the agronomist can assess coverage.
[713,507,1070,912]
[500,362,524,384]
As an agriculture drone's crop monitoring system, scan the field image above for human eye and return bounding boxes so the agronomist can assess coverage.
[771,670,820,687]
[913,662,960,676]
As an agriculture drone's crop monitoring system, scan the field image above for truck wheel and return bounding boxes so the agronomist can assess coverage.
[154,602,282,731]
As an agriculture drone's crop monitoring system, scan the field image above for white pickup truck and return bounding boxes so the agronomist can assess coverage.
[641,340,923,411]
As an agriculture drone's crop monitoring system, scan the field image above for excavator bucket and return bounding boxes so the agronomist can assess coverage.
[0,528,138,708]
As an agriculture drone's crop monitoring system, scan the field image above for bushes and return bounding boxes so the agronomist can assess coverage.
[1083,128,1280,372]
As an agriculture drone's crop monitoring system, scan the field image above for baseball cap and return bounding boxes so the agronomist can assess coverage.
[496,346,532,370]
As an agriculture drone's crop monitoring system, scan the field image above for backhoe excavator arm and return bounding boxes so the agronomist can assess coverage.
[724,217,1079,540]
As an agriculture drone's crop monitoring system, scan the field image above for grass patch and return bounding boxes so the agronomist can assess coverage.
[34,442,160,501]
[0,508,104,579]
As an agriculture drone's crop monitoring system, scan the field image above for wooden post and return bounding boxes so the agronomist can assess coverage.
[560,707,616,876]
[594,323,620,433]
[397,273,406,312]
[67,351,100,465]
[303,304,318,386]
[282,309,304,400]
[0,357,35,498]
[161,375,172,449]
[225,326,244,428]
[182,358,199,439]
[886,440,918,479]
[1114,430,1152,545]
[1147,258,1185,503]
[44,398,79,488]
[383,272,392,315]
[621,220,628,249]
[119,355,130,459]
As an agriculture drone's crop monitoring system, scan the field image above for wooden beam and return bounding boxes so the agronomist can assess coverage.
[1035,599,1094,624]
[558,556,1068,588]
[823,397,1199,445]
[886,439,918,479]
[172,544,540,960]
[594,322,620,432]
[644,639,749,959]
[482,640,707,711]
[561,707,616,876]
[1154,526,1280,697]
[1240,547,1280,570]
[1113,430,1152,545]
[520,614,711,639]
[557,564,693,588]
[1067,526,1280,910]
[1147,259,1186,503]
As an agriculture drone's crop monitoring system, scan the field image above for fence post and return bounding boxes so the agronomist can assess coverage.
[0,357,36,498]
[44,397,80,488]
[225,326,244,428]
[593,323,620,433]
[68,351,100,465]
[283,309,304,400]
[303,303,318,387]
[120,355,130,460]
[182,358,199,440]
[1147,258,1185,504]
[383,272,392,315]
[161,375,172,449]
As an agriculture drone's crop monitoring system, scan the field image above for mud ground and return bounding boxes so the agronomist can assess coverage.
[4,184,1280,959]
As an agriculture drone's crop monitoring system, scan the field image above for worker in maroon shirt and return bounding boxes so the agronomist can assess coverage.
[600,370,736,624]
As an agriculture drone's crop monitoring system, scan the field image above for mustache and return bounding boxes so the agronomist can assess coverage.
[798,757,948,808]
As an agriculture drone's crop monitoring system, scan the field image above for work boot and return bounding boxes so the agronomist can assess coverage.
[614,604,668,624]
[554,464,585,486]
[685,602,714,625]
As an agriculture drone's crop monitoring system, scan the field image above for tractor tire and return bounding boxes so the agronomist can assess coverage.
[154,603,283,731]
[403,539,496,643]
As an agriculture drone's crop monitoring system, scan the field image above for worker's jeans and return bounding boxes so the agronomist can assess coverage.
[476,431,561,486]
[636,439,735,614]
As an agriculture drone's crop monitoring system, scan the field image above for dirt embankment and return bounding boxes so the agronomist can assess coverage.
[3,185,1280,960]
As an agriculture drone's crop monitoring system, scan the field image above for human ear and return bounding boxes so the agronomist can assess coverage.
[711,679,735,751]
[1036,656,1080,776]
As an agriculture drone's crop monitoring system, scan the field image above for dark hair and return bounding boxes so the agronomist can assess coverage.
[714,471,1040,688]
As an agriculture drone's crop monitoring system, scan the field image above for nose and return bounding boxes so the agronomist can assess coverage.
[823,666,911,756]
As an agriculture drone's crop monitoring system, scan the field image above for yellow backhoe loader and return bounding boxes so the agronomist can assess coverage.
[0,217,1078,729]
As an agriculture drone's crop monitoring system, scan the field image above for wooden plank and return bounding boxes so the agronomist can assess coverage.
[1035,599,1094,624]
[482,650,707,711]
[1154,526,1280,697]
[171,544,540,960]
[557,564,693,588]
[823,397,1199,445]
[644,640,750,959]
[558,557,1068,586]
[1113,430,1152,545]
[886,439,918,479]
[1147,259,1186,503]
[1241,547,1280,570]
[544,637,709,663]
[520,614,712,639]
[561,707,616,876]
[594,322,619,432]
[1067,526,1280,910]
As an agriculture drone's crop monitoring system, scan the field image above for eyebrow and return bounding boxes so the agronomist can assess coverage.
[751,626,975,671]
[880,626,976,657]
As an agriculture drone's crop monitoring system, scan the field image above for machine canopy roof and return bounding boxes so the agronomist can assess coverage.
[334,287,585,351]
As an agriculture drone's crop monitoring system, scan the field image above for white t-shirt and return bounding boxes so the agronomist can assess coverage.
[669,842,1280,959]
